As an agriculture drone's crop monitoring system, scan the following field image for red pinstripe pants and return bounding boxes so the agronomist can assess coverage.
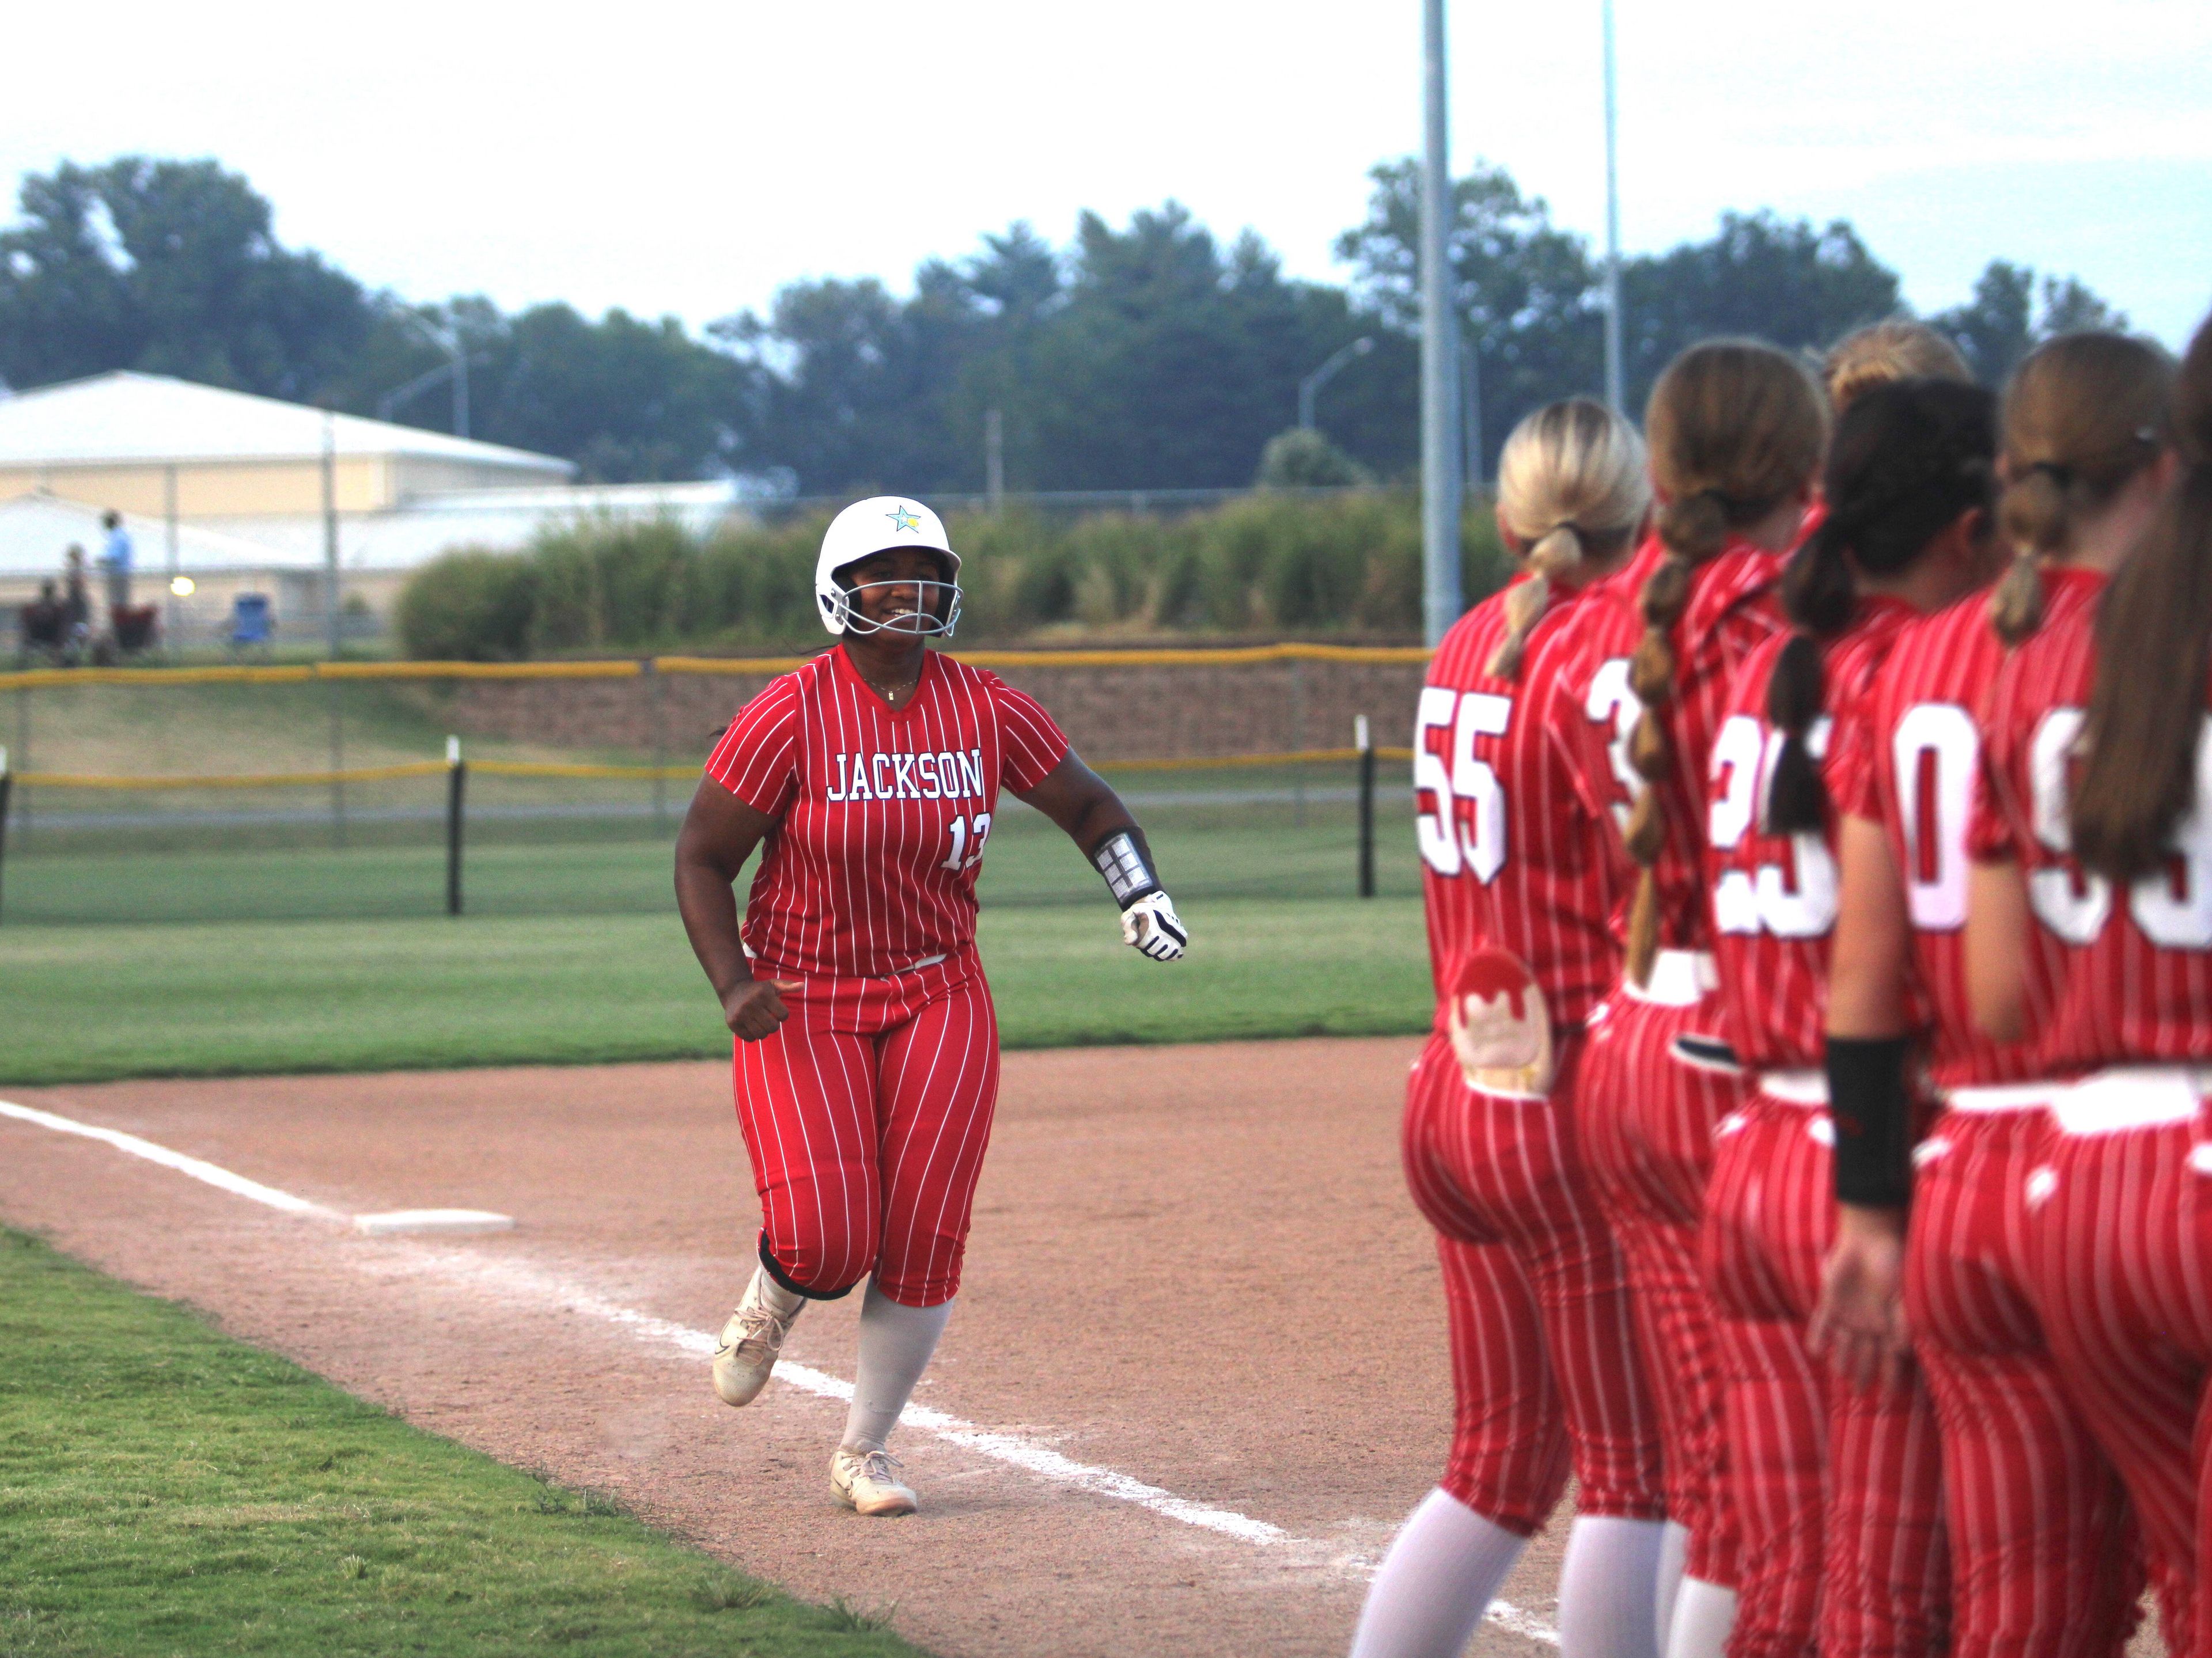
[2018,1101,2212,1657]
[1578,981,1743,1588]
[1906,1103,2143,1658]
[1703,1093,1950,1658]
[733,954,999,1309]
[1402,1032,1668,1534]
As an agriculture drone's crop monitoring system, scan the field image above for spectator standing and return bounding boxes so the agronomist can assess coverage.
[63,545,90,631]
[100,511,133,609]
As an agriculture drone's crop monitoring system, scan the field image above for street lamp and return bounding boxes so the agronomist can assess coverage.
[376,316,481,438]
[1298,336,1375,432]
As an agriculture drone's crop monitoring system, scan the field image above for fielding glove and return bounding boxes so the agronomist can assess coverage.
[1120,891,1188,961]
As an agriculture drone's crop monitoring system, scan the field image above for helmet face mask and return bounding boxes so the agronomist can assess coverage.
[829,572,964,638]
[814,497,963,640]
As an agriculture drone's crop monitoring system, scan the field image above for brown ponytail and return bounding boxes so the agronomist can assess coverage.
[2073,314,2212,882]
[1765,378,1999,834]
[1991,332,2176,645]
[1624,340,1827,982]
[1487,399,1649,678]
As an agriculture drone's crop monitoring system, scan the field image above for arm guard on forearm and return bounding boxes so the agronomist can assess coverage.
[1826,1035,1915,1209]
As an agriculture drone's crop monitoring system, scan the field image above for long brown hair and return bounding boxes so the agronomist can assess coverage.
[2071,315,2212,882]
[1764,379,1998,833]
[1989,332,2175,644]
[1623,339,1827,981]
[1487,399,1649,677]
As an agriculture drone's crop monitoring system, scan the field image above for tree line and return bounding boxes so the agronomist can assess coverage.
[0,155,2124,494]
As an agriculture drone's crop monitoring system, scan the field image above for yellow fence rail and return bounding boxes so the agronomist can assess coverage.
[0,641,1432,693]
[5,746,1410,791]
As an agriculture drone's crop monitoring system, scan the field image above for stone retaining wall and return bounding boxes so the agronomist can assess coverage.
[449,654,1431,764]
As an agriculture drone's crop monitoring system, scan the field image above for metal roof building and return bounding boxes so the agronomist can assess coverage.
[0,371,575,521]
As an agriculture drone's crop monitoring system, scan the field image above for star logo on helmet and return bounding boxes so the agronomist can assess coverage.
[886,504,922,534]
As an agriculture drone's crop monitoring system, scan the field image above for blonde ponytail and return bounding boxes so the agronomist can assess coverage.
[1487,399,1650,678]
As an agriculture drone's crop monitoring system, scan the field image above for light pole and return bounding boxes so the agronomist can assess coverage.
[1602,0,1625,413]
[1299,336,1374,431]
[1420,0,1463,647]
[376,316,478,437]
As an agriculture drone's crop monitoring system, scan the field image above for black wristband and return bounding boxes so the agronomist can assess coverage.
[1826,1035,1915,1209]
[1088,829,1160,910]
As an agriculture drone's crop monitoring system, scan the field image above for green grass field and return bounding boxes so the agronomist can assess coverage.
[0,1230,927,1658]
[0,893,1429,1086]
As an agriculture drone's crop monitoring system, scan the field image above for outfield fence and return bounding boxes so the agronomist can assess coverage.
[0,646,1430,926]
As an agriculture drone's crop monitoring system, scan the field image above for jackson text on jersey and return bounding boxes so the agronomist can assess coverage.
[824,748,988,803]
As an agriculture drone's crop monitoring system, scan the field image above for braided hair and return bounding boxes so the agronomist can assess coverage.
[1622,339,1827,984]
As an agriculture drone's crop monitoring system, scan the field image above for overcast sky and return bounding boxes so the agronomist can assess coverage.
[6,1,2208,346]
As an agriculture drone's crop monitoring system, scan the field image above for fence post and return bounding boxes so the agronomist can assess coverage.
[0,745,12,928]
[646,657,667,833]
[1355,715,1376,899]
[445,735,465,917]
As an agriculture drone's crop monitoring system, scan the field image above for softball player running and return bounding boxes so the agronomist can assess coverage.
[1353,400,1668,1658]
[1967,327,2205,1646]
[673,497,1187,1518]
[1553,339,1826,1658]
[1700,377,1999,1657]
[1820,335,2162,1658]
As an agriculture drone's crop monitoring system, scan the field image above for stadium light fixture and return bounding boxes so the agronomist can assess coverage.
[1298,337,1375,431]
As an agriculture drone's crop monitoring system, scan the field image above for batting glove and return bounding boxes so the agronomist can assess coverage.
[1121,891,1188,961]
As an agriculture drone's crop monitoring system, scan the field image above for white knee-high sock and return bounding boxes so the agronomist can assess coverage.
[839,1281,950,1453]
[1347,1488,1527,1658]
[1556,1515,1666,1658]
[1653,1519,1690,1646]
[1664,1577,1737,1658]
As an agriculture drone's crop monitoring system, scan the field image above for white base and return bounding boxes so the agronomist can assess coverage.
[353,1208,514,1236]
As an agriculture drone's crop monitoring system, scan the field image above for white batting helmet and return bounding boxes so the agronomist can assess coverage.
[814,496,964,638]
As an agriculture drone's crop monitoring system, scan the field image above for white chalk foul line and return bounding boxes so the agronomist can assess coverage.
[1,1097,1561,1642]
[0,1099,344,1220]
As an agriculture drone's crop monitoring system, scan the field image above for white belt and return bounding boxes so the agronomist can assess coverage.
[1943,1083,2060,1116]
[1759,1069,1827,1107]
[2051,1066,2211,1137]
[1623,949,1718,1009]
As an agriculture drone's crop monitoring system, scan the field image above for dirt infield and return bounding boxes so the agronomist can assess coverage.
[0,1037,1579,1658]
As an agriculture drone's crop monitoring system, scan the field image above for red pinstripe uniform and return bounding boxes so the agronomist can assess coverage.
[1972,565,2212,1652]
[704,644,1068,1308]
[1553,533,1786,1590]
[1701,600,1950,1657]
[1405,585,1666,1532]
[1842,589,2141,1658]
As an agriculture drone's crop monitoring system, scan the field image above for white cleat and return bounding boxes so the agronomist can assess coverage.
[830,1446,918,1517]
[710,1271,803,1407]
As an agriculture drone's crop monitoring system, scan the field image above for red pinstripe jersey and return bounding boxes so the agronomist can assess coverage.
[1836,592,2040,1089]
[1972,565,2212,1072]
[1554,534,1787,955]
[1705,597,1915,1069]
[704,645,1069,980]
[1416,581,1630,1030]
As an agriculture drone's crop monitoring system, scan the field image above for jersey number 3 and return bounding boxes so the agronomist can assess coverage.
[1415,687,1510,882]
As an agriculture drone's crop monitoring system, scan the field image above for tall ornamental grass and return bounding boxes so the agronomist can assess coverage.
[396,491,1510,659]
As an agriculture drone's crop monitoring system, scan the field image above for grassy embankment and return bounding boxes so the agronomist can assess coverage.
[0,1228,926,1658]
